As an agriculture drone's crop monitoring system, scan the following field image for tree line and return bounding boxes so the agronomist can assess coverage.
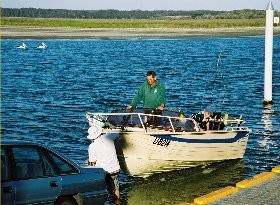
[2,8,279,20]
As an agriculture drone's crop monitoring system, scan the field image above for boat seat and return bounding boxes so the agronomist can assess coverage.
[174,118,197,132]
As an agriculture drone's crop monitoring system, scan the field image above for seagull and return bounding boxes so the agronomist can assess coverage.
[37,43,47,49]
[17,43,28,49]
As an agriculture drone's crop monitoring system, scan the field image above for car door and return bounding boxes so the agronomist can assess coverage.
[1,148,14,205]
[4,145,62,205]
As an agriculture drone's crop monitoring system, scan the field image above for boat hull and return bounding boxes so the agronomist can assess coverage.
[115,130,249,177]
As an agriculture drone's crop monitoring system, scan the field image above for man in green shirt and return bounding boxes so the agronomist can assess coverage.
[127,71,166,125]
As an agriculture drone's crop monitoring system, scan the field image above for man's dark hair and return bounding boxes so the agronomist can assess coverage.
[146,71,156,77]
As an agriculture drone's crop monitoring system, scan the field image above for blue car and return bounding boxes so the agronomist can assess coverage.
[1,140,108,205]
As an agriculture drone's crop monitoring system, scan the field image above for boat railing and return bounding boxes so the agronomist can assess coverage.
[86,112,200,132]
[223,119,244,126]
[86,111,249,133]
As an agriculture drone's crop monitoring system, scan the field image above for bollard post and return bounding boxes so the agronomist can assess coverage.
[264,0,274,105]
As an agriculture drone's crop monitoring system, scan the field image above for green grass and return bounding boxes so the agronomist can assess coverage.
[1,17,266,29]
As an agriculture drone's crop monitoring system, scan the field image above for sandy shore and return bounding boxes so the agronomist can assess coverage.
[2,26,280,38]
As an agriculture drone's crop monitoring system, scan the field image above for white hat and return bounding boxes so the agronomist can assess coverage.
[87,125,102,140]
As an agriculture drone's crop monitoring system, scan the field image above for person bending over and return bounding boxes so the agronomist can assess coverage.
[87,125,121,204]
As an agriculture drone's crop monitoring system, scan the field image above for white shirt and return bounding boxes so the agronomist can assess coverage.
[88,134,120,174]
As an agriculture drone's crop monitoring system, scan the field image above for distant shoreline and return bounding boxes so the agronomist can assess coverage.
[2,26,280,39]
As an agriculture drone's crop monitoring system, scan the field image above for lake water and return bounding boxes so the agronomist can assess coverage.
[1,36,280,204]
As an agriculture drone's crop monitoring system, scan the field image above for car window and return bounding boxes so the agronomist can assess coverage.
[47,152,79,175]
[41,153,57,176]
[1,148,10,181]
[13,147,44,179]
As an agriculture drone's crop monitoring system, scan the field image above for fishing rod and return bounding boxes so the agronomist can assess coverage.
[211,50,229,113]
[201,51,223,111]
[220,56,228,113]
[201,57,213,111]
[211,50,223,105]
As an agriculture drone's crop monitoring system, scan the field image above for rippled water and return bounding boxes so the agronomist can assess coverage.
[2,36,280,204]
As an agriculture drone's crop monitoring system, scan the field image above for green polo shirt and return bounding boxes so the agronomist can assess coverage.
[131,80,166,109]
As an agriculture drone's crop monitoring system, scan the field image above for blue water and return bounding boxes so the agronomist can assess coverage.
[1,36,280,204]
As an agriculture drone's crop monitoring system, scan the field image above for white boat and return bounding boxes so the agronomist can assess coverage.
[86,108,250,177]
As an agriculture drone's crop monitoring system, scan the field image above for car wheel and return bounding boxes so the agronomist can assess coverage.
[55,196,77,205]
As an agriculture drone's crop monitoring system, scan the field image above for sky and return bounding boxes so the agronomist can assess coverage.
[2,0,280,11]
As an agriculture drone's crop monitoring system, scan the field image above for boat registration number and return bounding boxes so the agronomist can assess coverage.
[153,137,171,147]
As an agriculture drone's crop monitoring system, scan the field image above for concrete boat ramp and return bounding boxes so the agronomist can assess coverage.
[180,166,280,205]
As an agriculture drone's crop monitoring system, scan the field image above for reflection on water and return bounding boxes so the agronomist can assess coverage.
[259,104,275,149]
[262,104,274,132]
[121,160,246,205]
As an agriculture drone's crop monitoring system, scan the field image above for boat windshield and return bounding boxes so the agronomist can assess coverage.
[105,108,197,132]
